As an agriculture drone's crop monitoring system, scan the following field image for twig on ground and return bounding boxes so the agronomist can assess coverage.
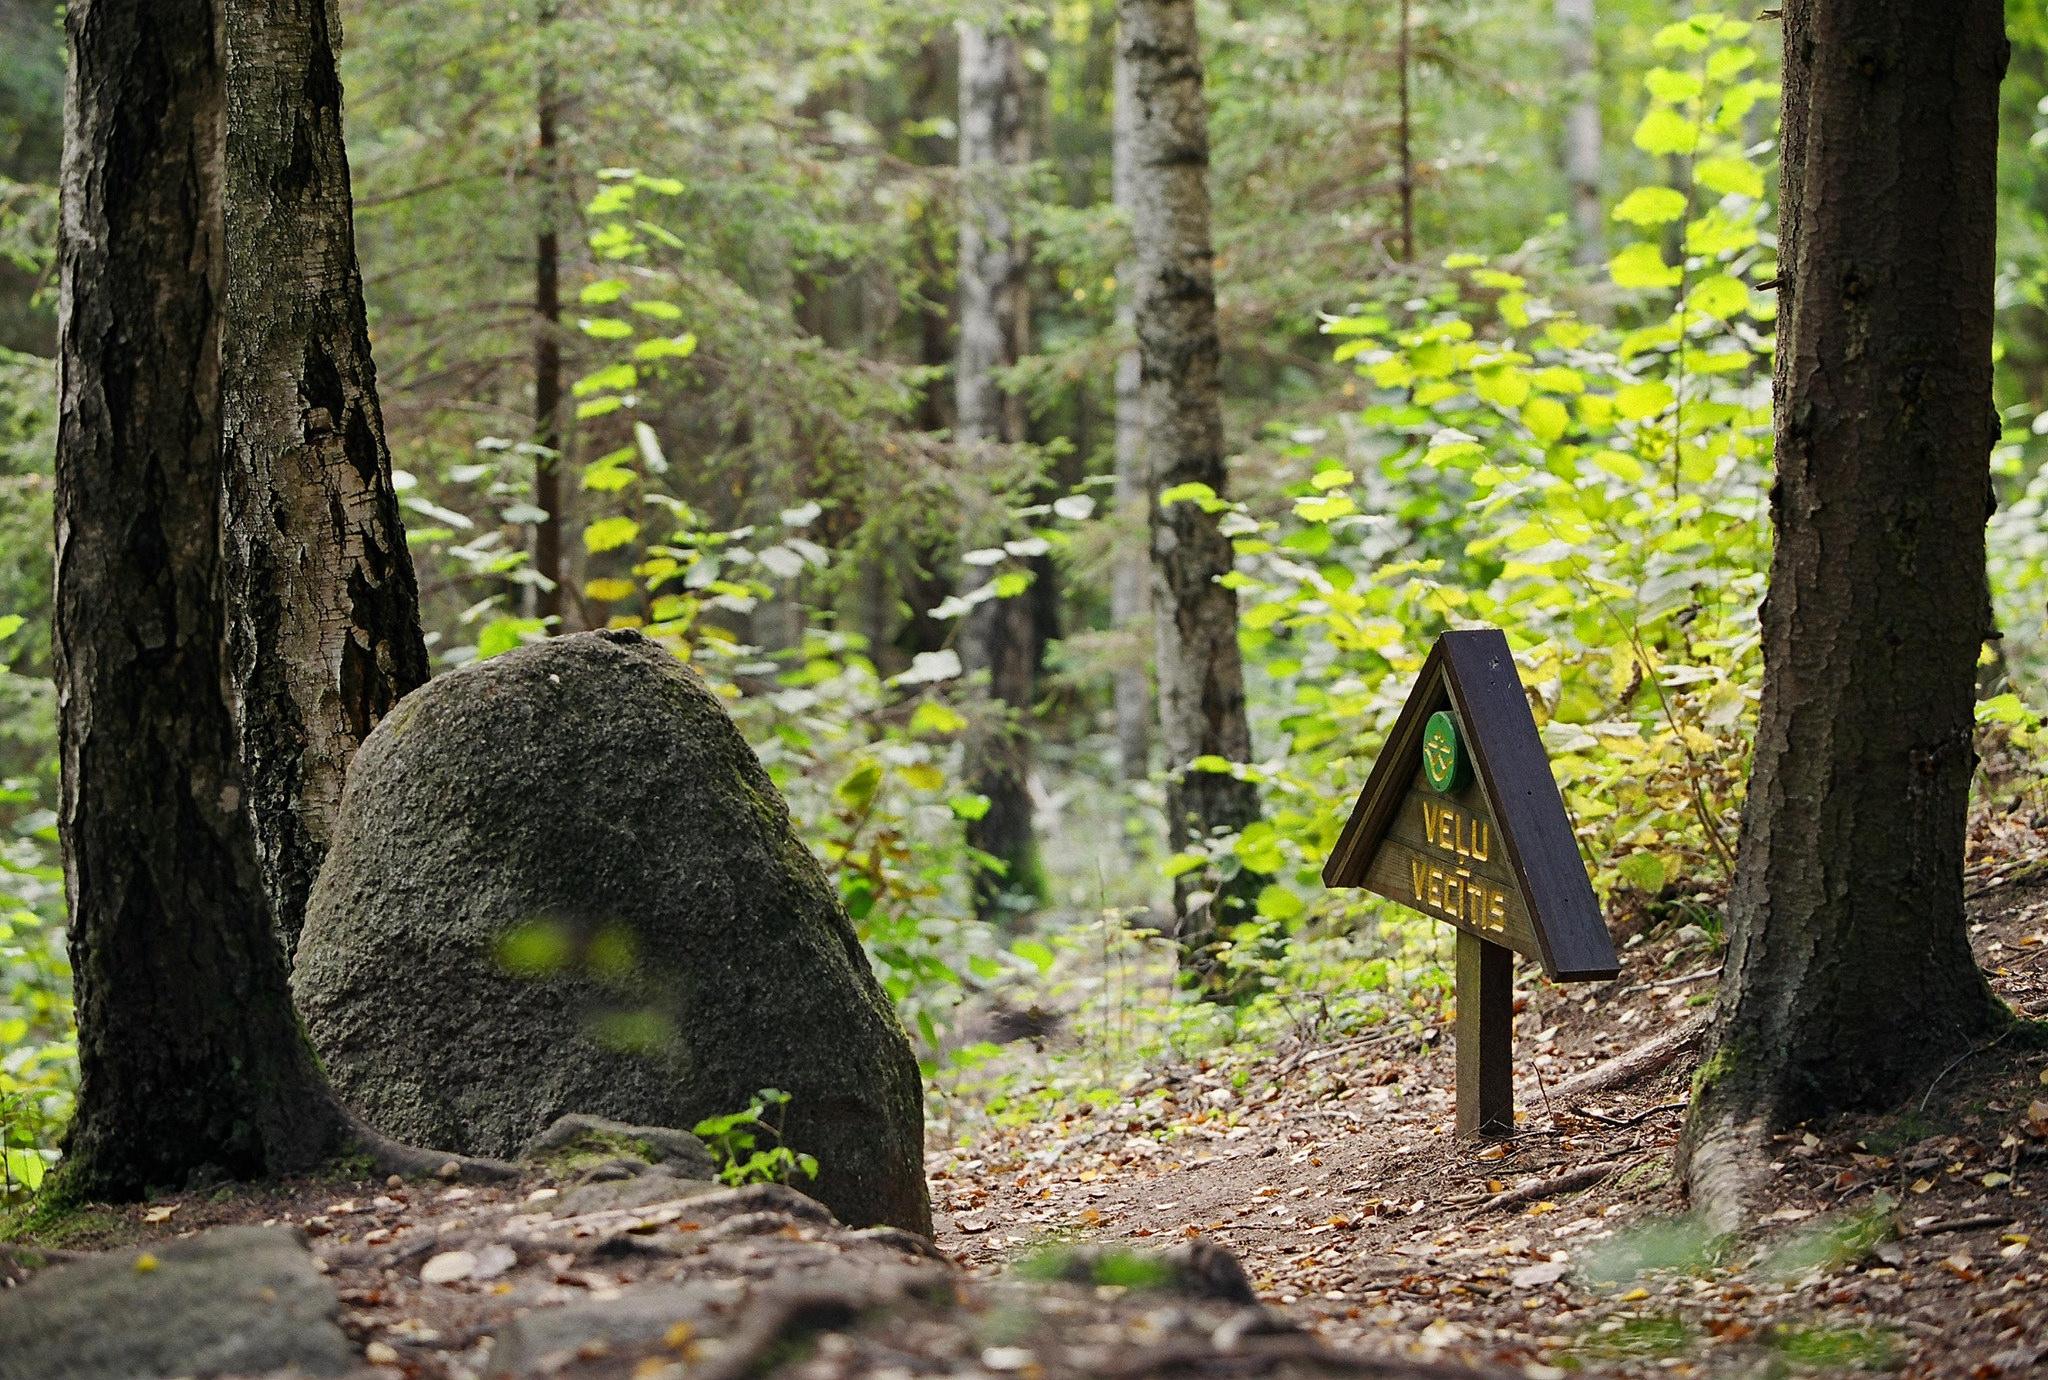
[1917,1027,2014,1114]
[1618,965,1722,996]
[1468,1159,1623,1215]
[1908,1214,2016,1239]
[1574,1099,1689,1130]
[1548,1014,1709,1105]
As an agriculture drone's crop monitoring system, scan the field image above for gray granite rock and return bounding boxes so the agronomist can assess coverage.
[0,1225,353,1380]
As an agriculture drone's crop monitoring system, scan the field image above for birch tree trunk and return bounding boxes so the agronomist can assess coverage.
[220,0,432,957]
[1557,0,1604,267]
[1682,0,2010,1222]
[1117,0,1261,988]
[956,14,1041,921]
[1109,33,1151,784]
[55,0,352,1196]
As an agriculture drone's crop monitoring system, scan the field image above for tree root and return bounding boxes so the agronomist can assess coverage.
[1549,1013,1708,1105]
[1680,1113,1774,1235]
[344,1113,519,1184]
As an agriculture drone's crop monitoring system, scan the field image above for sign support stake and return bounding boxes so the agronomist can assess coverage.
[1454,931,1514,1137]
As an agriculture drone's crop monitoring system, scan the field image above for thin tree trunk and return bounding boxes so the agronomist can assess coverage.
[1110,32,1151,784]
[53,0,351,1196]
[531,2,566,625]
[220,0,432,957]
[1118,0,1261,989]
[956,15,1041,921]
[1682,0,2010,1220]
[1557,0,1603,267]
[1395,0,1415,262]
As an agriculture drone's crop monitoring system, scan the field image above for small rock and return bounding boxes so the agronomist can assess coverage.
[420,1250,478,1285]
[473,1243,519,1280]
[437,1160,463,1181]
[363,1339,401,1365]
[386,1174,404,1189]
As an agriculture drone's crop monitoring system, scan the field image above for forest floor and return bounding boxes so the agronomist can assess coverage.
[930,808,2048,1380]
[6,820,2048,1378]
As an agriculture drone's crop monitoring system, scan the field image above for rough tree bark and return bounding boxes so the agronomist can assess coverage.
[54,0,354,1195]
[1117,0,1261,988]
[1681,0,2012,1226]
[220,0,431,957]
[1557,0,1603,267]
[1110,34,1151,784]
[955,14,1041,921]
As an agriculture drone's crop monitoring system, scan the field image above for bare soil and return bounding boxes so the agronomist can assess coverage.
[932,818,2048,1379]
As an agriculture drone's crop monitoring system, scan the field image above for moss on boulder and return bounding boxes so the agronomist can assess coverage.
[292,630,929,1233]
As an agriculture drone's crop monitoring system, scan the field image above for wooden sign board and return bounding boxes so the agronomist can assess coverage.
[1323,627,1618,1136]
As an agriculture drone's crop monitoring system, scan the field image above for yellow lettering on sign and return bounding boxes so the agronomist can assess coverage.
[1406,798,1510,935]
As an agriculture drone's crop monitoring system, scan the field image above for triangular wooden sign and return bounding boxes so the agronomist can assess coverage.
[1322,627,1618,984]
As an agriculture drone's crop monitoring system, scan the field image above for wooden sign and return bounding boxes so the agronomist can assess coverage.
[1322,628,1618,1136]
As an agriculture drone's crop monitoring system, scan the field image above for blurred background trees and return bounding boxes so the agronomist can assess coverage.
[2,0,2047,1188]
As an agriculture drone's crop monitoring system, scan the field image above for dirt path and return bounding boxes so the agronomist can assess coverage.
[932,870,2048,1379]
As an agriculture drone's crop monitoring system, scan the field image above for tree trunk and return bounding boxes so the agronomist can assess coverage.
[1557,0,1603,267]
[531,5,566,626]
[1395,0,1415,261]
[1110,31,1151,784]
[1682,0,2010,1216]
[53,0,350,1197]
[220,0,432,958]
[955,16,1040,922]
[1118,0,1261,988]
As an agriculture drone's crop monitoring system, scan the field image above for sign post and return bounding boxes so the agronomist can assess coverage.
[1323,628,1618,1137]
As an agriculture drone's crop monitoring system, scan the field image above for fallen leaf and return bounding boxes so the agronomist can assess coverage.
[1510,1260,1569,1288]
[141,1204,178,1224]
[132,1253,158,1274]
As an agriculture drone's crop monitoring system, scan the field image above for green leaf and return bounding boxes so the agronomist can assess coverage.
[1159,481,1217,507]
[1609,242,1682,290]
[1611,186,1689,227]
[948,793,992,821]
[910,701,968,735]
[582,515,642,553]
[1690,274,1751,320]
[1256,884,1304,922]
[1615,379,1677,420]
[1643,68,1703,103]
[633,333,698,361]
[0,615,23,643]
[1521,396,1570,444]
[477,616,546,659]
[1618,852,1667,894]
[835,760,883,810]
[1633,107,1701,156]
[578,279,626,305]
[578,317,634,340]
[1012,939,1056,973]
[1694,155,1765,199]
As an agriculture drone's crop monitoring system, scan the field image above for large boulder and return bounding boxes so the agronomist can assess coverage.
[293,629,929,1234]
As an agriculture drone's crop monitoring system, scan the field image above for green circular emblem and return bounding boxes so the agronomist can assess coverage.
[1422,710,1469,793]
